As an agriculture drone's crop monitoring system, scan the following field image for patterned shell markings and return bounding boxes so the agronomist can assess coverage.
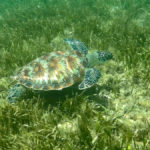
[16,51,85,91]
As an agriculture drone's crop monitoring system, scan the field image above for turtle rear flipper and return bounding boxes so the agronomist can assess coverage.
[78,68,101,90]
[64,39,88,55]
[8,84,26,103]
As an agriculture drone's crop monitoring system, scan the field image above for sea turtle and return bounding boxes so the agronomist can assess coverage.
[8,39,112,103]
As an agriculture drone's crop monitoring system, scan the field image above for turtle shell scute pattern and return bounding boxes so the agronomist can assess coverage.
[15,50,85,91]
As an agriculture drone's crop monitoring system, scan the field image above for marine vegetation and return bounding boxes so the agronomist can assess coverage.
[0,0,150,149]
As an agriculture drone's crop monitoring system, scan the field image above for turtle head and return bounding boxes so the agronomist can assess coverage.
[97,51,113,62]
[86,51,113,67]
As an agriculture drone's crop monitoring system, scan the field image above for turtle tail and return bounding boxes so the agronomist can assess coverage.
[8,84,26,103]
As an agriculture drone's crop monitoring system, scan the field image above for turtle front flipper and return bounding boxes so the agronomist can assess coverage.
[8,84,26,103]
[64,39,88,55]
[79,68,101,90]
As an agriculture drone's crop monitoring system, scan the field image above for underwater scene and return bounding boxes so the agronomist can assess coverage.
[0,0,150,149]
